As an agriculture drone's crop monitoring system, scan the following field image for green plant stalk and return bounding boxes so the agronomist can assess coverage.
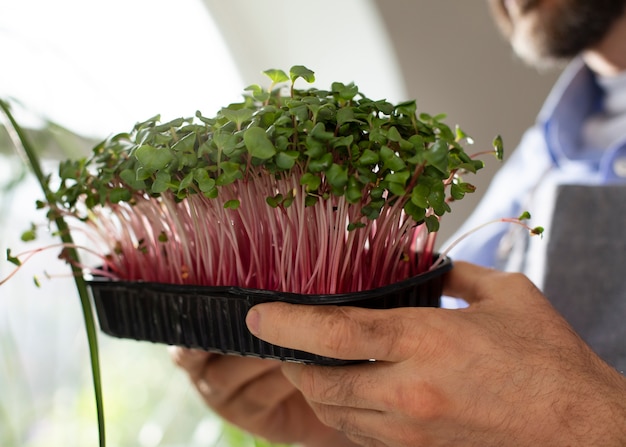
[0,101,106,447]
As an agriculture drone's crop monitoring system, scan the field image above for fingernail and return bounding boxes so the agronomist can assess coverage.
[246,308,260,335]
[170,346,206,357]
[197,379,212,396]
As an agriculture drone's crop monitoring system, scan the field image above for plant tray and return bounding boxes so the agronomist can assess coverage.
[89,256,452,365]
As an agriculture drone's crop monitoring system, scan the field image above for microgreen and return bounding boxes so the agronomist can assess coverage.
[433,213,544,270]
[1,66,535,447]
[8,65,503,294]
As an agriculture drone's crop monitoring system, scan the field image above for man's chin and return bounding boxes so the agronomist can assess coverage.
[511,29,571,70]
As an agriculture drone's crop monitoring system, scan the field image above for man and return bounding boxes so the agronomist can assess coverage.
[173,1,626,445]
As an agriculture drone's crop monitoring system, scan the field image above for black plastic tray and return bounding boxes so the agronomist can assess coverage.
[89,256,452,365]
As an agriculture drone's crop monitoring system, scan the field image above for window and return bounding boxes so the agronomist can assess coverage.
[0,1,404,445]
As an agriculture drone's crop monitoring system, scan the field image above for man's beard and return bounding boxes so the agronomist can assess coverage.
[488,0,626,68]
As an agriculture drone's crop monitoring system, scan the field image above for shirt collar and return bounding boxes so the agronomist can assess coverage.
[538,57,603,166]
[537,58,626,182]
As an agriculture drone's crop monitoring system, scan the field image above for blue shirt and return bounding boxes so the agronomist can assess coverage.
[442,57,626,306]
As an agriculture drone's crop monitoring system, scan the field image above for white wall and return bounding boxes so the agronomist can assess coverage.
[202,0,406,102]
[375,0,560,244]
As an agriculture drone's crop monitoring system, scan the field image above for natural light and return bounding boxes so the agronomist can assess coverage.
[0,0,243,138]
[0,1,405,446]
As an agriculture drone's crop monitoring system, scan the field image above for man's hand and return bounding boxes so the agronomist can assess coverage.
[170,348,357,447]
[246,262,626,446]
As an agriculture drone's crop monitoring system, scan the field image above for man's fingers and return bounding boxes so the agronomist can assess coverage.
[281,361,408,413]
[169,347,216,381]
[442,261,495,304]
[195,355,282,403]
[205,358,295,417]
[246,303,418,362]
[444,261,546,311]
[245,262,537,362]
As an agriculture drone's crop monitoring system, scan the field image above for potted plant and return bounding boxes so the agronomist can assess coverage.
[2,65,547,446]
[2,64,509,358]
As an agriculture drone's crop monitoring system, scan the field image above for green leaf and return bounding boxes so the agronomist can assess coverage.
[310,122,334,141]
[425,182,451,215]
[455,126,474,143]
[266,196,279,208]
[6,248,21,266]
[213,129,240,157]
[133,114,161,130]
[283,191,295,208]
[361,200,384,220]
[370,186,385,200]
[21,224,37,242]
[347,222,366,231]
[304,137,326,159]
[395,100,417,117]
[387,127,403,143]
[120,169,146,190]
[224,199,240,209]
[171,132,197,153]
[336,108,356,126]
[179,172,194,192]
[108,187,132,203]
[326,163,348,189]
[152,117,185,132]
[275,151,298,170]
[204,188,219,199]
[58,160,81,180]
[216,161,244,185]
[332,82,359,101]
[243,127,276,160]
[135,167,154,181]
[411,183,430,208]
[374,99,394,115]
[245,84,271,102]
[346,184,363,203]
[385,171,410,185]
[221,107,254,129]
[493,134,504,160]
[193,168,216,193]
[300,172,322,191]
[450,182,476,200]
[289,65,315,84]
[425,215,440,232]
[245,83,263,95]
[135,145,174,171]
[455,160,484,173]
[332,135,354,149]
[387,182,406,196]
[404,201,426,222]
[424,140,449,174]
[304,195,318,207]
[263,69,289,84]
[450,183,465,201]
[357,149,379,165]
[151,171,171,194]
[307,153,333,173]
[380,146,406,172]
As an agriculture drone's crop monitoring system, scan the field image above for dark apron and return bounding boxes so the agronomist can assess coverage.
[541,185,626,373]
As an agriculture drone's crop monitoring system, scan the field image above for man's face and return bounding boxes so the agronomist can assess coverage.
[488,0,626,68]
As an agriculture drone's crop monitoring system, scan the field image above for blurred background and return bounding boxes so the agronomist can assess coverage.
[0,1,558,446]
